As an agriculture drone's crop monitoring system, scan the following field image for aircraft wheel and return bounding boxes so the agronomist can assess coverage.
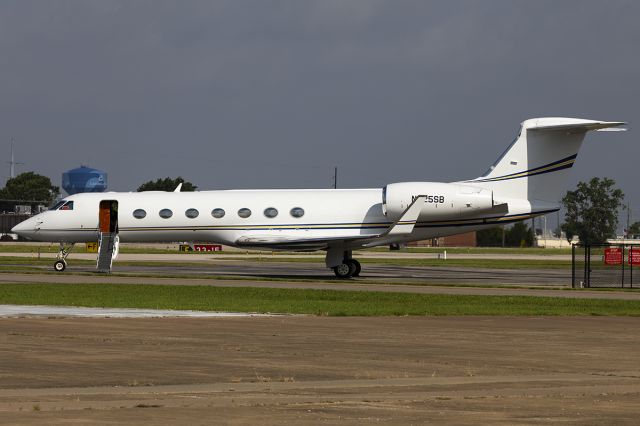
[54,260,67,272]
[333,262,353,279]
[349,259,361,277]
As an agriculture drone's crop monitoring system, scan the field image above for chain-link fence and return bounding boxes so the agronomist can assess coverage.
[572,243,640,288]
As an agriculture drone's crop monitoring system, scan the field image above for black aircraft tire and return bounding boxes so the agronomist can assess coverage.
[54,260,66,272]
[349,259,362,277]
[333,263,353,279]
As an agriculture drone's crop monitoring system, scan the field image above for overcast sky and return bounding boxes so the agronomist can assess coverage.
[1,1,638,221]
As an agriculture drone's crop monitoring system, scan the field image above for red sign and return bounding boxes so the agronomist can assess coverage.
[194,244,223,252]
[604,248,623,265]
[629,248,640,266]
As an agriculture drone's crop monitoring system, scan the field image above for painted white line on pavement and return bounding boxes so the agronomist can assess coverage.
[0,305,276,318]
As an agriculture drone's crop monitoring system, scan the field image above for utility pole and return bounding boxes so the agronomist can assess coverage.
[531,217,535,247]
[7,138,24,181]
[627,202,631,238]
[332,166,337,189]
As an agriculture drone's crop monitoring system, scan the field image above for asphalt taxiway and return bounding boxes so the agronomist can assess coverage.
[2,253,572,286]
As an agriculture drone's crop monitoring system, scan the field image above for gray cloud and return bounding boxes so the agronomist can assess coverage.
[1,1,638,221]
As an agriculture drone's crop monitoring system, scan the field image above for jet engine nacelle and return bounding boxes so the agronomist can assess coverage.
[382,182,495,221]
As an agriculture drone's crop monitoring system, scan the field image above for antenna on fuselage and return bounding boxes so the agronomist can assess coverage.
[332,166,337,189]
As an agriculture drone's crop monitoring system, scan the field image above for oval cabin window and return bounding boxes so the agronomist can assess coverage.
[211,208,225,219]
[264,207,278,218]
[238,208,251,218]
[290,207,305,218]
[133,209,147,219]
[159,209,173,219]
[185,208,199,218]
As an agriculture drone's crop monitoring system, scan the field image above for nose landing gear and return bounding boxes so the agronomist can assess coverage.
[53,243,75,272]
[54,260,66,272]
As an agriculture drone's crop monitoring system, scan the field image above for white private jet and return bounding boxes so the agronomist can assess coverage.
[13,117,626,278]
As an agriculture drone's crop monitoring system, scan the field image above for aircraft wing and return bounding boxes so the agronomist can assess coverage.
[235,234,376,250]
[234,196,426,249]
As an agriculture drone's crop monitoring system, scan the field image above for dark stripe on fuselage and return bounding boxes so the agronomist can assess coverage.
[472,154,577,183]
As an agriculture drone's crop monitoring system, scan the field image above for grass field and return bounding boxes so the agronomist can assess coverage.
[1,283,639,316]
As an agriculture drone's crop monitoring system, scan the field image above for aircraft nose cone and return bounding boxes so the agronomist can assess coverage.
[11,217,38,238]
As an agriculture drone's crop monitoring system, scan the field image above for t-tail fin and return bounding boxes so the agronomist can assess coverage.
[467,117,626,205]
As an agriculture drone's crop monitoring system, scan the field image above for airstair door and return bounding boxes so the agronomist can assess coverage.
[97,200,119,272]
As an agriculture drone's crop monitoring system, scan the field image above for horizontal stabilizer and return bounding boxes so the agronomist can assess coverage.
[596,127,627,132]
[528,120,626,133]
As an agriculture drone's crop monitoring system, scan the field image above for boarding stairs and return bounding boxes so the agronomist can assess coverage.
[96,232,119,273]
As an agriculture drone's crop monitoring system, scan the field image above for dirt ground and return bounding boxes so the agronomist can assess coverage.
[1,316,640,425]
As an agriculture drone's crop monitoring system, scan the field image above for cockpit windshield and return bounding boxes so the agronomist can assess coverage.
[479,126,522,177]
[48,201,66,211]
[48,200,74,211]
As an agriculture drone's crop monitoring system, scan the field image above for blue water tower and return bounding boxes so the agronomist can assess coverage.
[62,166,108,195]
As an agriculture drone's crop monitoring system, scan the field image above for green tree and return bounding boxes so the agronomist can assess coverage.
[476,227,503,247]
[505,221,534,247]
[0,172,59,204]
[137,177,197,192]
[561,177,624,245]
[628,221,640,238]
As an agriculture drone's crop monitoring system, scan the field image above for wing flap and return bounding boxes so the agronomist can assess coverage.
[235,233,380,250]
[235,234,373,246]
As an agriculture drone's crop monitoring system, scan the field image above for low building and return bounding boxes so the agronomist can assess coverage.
[534,236,574,248]
[407,231,477,247]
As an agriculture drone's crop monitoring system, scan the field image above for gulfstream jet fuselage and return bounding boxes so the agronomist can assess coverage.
[12,117,627,277]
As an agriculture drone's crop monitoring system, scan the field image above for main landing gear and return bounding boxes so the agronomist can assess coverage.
[332,258,361,279]
[331,248,362,279]
[53,243,75,272]
[326,248,362,279]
